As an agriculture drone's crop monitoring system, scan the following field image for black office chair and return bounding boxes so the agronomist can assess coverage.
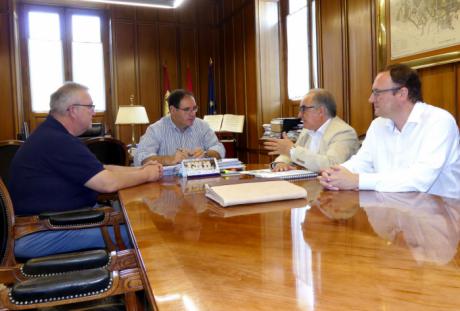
[0,140,23,188]
[85,137,129,166]
[0,178,143,310]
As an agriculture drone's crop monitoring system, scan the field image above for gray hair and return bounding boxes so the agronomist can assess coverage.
[307,88,337,118]
[50,82,89,115]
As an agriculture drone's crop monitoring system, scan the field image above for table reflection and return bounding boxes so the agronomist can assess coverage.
[143,181,208,241]
[360,191,460,265]
[314,190,360,220]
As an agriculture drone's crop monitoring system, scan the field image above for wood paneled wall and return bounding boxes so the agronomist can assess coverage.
[1,0,459,151]
[0,0,17,140]
[418,63,459,121]
[220,0,282,163]
[110,0,221,143]
[318,0,374,136]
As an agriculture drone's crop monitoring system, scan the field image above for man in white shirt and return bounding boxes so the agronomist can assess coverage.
[319,64,460,198]
[264,88,359,172]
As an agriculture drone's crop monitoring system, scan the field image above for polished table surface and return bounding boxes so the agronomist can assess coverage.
[119,171,460,310]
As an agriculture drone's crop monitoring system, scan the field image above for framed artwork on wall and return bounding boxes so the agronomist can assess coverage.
[376,0,460,70]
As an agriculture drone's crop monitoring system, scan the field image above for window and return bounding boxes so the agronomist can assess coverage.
[286,0,317,100]
[24,6,106,113]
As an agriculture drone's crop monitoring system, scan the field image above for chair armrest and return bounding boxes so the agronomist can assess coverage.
[21,249,109,277]
[13,206,126,251]
[39,209,105,226]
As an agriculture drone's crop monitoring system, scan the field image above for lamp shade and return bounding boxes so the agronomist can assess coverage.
[115,106,150,125]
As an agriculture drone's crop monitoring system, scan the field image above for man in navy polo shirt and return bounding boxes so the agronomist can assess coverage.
[9,82,163,258]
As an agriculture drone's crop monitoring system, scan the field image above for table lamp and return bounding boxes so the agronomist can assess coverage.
[115,95,150,149]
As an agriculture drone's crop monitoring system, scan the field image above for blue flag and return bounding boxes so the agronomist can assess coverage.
[208,58,216,115]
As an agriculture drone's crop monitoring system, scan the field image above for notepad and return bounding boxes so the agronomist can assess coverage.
[241,169,318,180]
[205,180,307,207]
[203,114,245,133]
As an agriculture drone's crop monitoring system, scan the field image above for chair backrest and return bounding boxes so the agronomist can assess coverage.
[0,140,24,188]
[78,123,105,140]
[0,178,15,266]
[84,137,129,166]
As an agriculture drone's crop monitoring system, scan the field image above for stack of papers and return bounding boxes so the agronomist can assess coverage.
[205,180,307,207]
[218,158,245,170]
[241,169,317,180]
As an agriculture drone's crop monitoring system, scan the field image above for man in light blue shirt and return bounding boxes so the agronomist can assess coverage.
[134,89,225,166]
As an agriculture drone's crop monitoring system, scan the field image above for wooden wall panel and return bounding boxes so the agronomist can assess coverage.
[233,10,248,153]
[258,0,281,125]
[318,0,345,119]
[179,28,198,102]
[198,28,219,115]
[111,5,135,20]
[222,21,235,114]
[347,0,374,136]
[109,1,220,145]
[137,23,161,129]
[158,7,176,22]
[136,7,158,22]
[111,21,137,142]
[244,2,259,163]
[178,0,196,24]
[197,0,218,25]
[419,64,457,118]
[159,24,178,90]
[0,11,16,140]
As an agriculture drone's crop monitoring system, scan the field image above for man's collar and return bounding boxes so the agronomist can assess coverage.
[306,117,332,135]
[166,114,190,132]
[385,101,422,130]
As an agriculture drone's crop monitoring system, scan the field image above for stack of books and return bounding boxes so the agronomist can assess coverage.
[217,158,245,175]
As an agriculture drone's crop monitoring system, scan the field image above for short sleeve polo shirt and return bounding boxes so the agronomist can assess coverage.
[9,116,104,215]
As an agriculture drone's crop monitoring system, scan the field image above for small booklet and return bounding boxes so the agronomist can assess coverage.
[205,180,307,207]
[203,114,245,133]
[241,169,318,180]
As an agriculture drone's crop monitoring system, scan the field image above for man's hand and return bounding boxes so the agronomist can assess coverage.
[142,162,163,181]
[142,160,159,167]
[272,162,296,172]
[173,149,189,164]
[263,132,294,156]
[191,148,205,158]
[318,165,359,191]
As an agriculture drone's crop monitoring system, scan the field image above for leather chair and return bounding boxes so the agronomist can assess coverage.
[78,123,105,141]
[0,179,143,310]
[0,140,24,188]
[85,137,129,166]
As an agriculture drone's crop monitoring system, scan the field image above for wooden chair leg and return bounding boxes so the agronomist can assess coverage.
[124,291,142,311]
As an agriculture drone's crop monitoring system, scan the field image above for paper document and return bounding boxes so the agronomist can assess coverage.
[205,180,307,207]
[241,169,318,180]
[203,114,245,133]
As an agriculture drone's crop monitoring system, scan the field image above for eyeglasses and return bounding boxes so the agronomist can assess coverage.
[299,105,316,113]
[71,104,96,110]
[371,86,402,96]
[177,106,199,113]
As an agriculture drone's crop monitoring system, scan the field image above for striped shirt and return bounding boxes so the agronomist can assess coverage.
[134,115,225,166]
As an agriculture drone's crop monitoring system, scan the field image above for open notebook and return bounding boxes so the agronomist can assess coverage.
[241,169,318,180]
[205,180,307,207]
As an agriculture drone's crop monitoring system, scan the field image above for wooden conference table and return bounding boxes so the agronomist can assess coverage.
[119,167,460,310]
